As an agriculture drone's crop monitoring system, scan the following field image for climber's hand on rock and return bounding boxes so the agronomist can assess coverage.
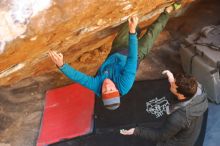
[49,50,64,68]
[128,15,138,34]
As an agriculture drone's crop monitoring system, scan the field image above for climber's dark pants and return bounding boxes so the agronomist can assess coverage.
[112,11,170,61]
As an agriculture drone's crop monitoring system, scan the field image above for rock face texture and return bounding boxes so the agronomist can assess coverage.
[0,0,192,87]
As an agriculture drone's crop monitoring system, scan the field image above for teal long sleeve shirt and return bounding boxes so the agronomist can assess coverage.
[59,33,138,97]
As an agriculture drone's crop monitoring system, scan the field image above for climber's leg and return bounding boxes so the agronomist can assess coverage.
[138,12,170,60]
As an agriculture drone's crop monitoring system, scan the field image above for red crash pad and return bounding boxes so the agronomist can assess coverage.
[37,83,95,146]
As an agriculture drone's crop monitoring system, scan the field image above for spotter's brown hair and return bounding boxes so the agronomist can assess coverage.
[175,73,197,100]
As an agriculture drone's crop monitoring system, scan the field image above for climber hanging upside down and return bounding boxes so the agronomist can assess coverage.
[49,15,138,110]
[49,4,179,110]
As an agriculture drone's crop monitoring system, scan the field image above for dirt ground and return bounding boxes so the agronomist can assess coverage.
[0,0,220,145]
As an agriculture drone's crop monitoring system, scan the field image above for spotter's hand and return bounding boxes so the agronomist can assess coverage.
[162,70,175,83]
[120,128,135,135]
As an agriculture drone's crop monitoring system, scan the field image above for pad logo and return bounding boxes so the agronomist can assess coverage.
[146,97,169,118]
